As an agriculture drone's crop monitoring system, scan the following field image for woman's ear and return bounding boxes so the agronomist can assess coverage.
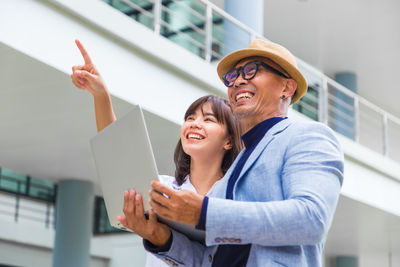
[224,138,233,151]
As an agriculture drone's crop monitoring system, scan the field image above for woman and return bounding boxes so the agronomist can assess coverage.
[70,40,242,266]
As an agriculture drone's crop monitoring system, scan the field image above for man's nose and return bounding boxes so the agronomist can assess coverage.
[233,72,248,88]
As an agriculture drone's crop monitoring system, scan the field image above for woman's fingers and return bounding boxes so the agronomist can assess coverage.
[75,70,96,82]
[123,190,129,213]
[71,72,84,84]
[126,189,136,216]
[134,194,145,219]
[117,215,128,227]
[70,74,85,89]
[75,39,93,65]
[148,209,157,223]
[72,65,84,73]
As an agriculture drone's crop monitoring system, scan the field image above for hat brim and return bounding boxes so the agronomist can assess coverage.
[217,48,308,104]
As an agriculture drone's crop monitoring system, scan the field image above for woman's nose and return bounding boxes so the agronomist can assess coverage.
[189,118,202,129]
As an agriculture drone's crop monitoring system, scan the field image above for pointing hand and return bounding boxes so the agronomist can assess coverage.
[71,39,107,96]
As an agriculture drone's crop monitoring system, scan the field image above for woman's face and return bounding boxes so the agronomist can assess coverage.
[180,102,231,160]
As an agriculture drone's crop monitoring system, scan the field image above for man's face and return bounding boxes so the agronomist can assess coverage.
[227,57,287,123]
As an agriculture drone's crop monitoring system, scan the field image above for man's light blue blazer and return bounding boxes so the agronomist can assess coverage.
[152,118,344,267]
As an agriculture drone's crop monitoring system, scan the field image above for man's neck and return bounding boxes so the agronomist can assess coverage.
[241,111,287,133]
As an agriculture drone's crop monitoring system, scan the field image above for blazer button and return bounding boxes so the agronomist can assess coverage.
[208,254,213,262]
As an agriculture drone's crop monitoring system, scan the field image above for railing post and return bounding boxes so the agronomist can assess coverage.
[319,77,328,124]
[15,181,21,223]
[204,3,213,62]
[354,97,360,142]
[46,201,51,228]
[26,176,31,195]
[153,0,162,35]
[383,113,389,156]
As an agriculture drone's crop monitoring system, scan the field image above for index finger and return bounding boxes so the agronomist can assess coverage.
[75,39,93,65]
[151,180,176,198]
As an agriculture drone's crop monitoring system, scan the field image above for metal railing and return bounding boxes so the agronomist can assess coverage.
[0,171,119,234]
[0,174,56,228]
[0,192,55,228]
[102,0,400,163]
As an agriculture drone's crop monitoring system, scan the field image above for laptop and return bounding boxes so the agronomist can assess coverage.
[90,105,205,242]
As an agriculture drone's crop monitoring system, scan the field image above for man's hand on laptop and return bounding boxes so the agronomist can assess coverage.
[117,189,171,247]
[149,180,204,226]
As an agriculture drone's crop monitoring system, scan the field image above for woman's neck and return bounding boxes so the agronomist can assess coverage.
[189,156,224,196]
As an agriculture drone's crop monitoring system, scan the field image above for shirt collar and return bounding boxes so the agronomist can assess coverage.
[241,117,287,149]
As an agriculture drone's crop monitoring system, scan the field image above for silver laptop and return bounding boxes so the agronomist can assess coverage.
[90,105,205,242]
[90,105,158,232]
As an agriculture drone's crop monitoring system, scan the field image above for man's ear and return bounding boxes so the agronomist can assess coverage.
[224,138,233,151]
[283,79,297,98]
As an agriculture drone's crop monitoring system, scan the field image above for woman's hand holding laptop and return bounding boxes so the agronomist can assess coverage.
[117,189,171,247]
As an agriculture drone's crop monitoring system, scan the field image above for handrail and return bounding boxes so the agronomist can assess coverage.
[0,175,56,202]
[119,0,154,19]
[157,0,206,21]
[160,5,206,37]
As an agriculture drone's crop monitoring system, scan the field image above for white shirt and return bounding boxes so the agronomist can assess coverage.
[145,175,194,267]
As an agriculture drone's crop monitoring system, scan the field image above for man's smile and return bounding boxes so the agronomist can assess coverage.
[233,89,255,105]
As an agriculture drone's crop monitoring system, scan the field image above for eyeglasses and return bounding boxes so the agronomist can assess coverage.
[222,61,290,87]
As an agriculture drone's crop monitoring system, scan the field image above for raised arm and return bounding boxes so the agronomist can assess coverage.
[71,39,116,132]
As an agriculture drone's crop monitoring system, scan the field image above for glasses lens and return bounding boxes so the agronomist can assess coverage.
[224,70,238,87]
[243,62,257,79]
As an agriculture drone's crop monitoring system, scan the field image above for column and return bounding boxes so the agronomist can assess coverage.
[53,180,94,267]
[335,256,358,267]
[223,0,264,55]
[334,71,357,140]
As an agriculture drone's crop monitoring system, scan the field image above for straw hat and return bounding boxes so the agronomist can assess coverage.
[217,39,307,104]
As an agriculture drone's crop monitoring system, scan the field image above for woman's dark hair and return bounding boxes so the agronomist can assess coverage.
[174,95,243,185]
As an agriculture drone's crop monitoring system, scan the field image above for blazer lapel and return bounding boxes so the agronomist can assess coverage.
[234,118,292,190]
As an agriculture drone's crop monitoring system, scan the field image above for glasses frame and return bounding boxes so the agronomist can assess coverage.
[222,60,290,87]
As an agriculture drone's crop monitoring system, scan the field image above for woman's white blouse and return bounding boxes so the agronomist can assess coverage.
[145,175,195,267]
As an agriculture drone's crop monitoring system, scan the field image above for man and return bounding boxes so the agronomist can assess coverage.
[145,39,344,266]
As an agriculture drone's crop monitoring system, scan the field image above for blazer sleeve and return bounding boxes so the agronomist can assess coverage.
[144,228,207,266]
[204,122,344,246]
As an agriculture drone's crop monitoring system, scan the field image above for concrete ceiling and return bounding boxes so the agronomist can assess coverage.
[211,0,400,117]
[0,42,179,194]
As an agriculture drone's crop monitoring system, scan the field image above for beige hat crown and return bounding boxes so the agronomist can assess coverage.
[217,39,308,104]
